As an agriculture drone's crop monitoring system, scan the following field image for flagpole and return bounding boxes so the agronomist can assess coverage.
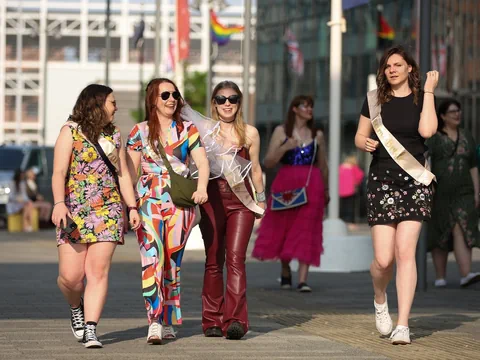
[327,0,343,221]
[416,0,432,293]
[203,0,212,115]
[137,6,145,122]
[105,0,111,86]
[175,0,185,95]
[242,0,251,123]
[154,0,161,77]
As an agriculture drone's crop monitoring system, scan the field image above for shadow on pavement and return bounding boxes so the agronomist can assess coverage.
[410,313,479,340]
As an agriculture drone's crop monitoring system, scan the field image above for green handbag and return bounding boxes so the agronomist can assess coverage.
[157,142,198,208]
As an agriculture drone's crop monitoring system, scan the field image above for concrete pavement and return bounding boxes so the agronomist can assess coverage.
[0,228,479,360]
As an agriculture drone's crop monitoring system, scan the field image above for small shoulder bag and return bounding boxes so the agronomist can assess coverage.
[270,140,317,211]
[156,142,198,208]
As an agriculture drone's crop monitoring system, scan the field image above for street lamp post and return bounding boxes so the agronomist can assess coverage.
[416,0,432,292]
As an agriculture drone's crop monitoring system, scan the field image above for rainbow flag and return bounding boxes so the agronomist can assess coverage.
[210,10,244,46]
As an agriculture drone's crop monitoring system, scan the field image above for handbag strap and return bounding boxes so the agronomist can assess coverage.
[66,120,120,189]
[305,139,317,187]
[93,142,119,189]
[156,141,176,174]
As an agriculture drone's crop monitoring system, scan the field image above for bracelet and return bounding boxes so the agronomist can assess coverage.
[127,206,138,212]
[53,201,65,207]
[424,91,434,94]
[256,191,266,202]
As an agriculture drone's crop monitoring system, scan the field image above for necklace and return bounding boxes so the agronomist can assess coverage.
[293,128,312,147]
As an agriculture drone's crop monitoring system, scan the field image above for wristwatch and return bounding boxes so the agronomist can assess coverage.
[256,191,266,202]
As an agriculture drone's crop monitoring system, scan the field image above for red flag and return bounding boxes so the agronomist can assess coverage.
[176,0,190,61]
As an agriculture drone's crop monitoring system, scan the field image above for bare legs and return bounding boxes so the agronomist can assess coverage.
[370,221,422,327]
[58,242,116,322]
[432,222,474,280]
[281,261,310,284]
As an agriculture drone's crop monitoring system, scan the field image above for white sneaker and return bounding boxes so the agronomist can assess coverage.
[162,325,176,339]
[460,272,480,287]
[390,326,411,345]
[147,323,162,345]
[434,278,447,288]
[374,294,393,336]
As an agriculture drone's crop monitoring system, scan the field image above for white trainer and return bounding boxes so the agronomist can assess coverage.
[147,322,162,345]
[460,272,480,287]
[374,293,393,336]
[434,278,447,288]
[163,325,177,339]
[390,326,411,345]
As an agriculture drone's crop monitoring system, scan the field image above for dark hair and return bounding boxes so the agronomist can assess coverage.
[69,84,115,143]
[144,78,185,154]
[285,95,316,138]
[210,80,246,145]
[13,169,23,192]
[437,98,461,131]
[377,46,421,106]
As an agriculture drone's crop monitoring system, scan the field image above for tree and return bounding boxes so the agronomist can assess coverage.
[183,71,208,114]
[130,70,208,123]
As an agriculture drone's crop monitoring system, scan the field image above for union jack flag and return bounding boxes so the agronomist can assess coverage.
[285,28,304,77]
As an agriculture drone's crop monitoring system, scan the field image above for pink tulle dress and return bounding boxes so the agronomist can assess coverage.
[252,140,325,266]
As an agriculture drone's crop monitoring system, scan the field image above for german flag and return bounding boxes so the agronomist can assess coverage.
[378,13,395,49]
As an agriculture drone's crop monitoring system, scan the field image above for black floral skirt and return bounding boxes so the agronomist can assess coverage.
[366,169,433,226]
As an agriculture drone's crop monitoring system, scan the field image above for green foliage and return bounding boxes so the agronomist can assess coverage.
[183,71,208,114]
[129,70,208,123]
[130,108,144,124]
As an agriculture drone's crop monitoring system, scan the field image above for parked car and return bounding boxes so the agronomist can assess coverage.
[0,145,54,226]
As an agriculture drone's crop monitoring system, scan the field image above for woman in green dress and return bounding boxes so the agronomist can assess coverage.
[427,98,480,288]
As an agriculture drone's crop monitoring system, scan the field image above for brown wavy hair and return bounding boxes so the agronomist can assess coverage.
[284,95,316,138]
[69,84,115,142]
[144,78,185,154]
[210,81,247,146]
[376,46,421,106]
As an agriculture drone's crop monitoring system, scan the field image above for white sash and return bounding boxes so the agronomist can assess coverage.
[367,90,436,186]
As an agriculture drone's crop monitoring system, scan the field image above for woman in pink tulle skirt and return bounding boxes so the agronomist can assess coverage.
[252,95,329,292]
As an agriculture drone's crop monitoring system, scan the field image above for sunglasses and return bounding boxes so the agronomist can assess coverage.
[160,91,181,101]
[214,95,240,105]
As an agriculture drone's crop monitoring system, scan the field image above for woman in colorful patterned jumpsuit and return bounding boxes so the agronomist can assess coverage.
[126,78,209,344]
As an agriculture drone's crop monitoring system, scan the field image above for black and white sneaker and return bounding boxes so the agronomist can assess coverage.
[297,282,312,293]
[82,324,103,348]
[70,299,85,340]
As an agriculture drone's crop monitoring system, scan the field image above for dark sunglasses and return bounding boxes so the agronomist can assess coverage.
[214,95,240,105]
[160,91,181,101]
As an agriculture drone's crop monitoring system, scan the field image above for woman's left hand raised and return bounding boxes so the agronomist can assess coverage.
[192,189,208,205]
[424,70,439,93]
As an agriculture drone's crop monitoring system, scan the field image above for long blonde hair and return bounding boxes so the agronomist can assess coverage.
[210,81,247,146]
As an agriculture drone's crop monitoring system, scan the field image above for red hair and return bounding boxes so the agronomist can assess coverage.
[144,78,184,154]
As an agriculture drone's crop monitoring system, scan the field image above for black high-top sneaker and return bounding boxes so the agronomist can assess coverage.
[70,299,85,341]
[82,323,103,348]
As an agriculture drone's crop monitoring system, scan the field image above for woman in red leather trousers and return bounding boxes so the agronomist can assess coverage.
[199,81,266,340]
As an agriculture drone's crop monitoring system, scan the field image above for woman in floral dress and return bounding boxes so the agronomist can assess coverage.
[427,98,480,288]
[51,84,140,348]
[126,78,209,344]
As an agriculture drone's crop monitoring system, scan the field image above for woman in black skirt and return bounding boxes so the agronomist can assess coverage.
[355,46,438,345]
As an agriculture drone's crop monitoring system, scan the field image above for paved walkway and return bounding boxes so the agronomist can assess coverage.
[0,228,479,360]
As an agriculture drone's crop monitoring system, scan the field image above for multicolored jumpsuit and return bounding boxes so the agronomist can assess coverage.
[127,120,201,325]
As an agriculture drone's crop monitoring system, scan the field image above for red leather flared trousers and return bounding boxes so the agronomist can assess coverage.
[199,178,255,335]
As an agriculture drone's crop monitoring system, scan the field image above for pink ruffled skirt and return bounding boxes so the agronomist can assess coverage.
[252,165,325,267]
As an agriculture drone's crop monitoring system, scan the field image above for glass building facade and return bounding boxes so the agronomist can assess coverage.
[255,0,480,161]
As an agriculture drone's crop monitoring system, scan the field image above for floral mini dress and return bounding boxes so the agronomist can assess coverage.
[56,123,124,245]
[366,168,433,226]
